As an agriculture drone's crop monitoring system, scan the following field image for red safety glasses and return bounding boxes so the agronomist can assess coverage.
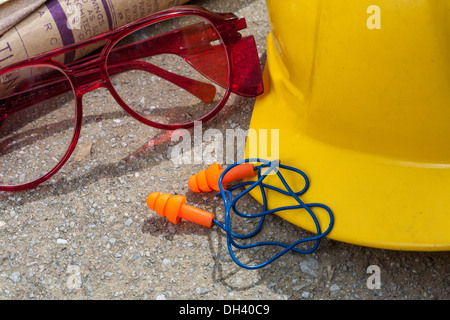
[0,5,263,191]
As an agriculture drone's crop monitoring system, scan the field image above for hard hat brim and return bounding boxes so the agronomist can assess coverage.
[246,37,450,251]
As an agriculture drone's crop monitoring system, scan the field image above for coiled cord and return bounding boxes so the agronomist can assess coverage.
[212,158,334,269]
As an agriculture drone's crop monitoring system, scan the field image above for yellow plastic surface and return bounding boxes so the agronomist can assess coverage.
[247,0,450,251]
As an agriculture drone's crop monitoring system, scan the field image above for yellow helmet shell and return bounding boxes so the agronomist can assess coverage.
[247,0,450,250]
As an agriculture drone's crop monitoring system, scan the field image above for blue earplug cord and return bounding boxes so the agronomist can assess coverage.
[212,158,334,269]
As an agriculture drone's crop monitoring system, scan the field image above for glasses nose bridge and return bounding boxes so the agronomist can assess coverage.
[69,56,108,96]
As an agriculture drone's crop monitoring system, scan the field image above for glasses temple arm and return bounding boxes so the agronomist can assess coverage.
[1,18,262,117]
[0,78,72,116]
[0,22,222,116]
[108,19,263,97]
[106,61,216,103]
[0,59,217,117]
[103,22,230,90]
[73,18,261,98]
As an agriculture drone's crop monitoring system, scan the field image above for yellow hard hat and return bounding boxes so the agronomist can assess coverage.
[246,0,450,250]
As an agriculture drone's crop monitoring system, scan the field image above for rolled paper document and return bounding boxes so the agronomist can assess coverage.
[0,0,190,68]
[0,0,48,36]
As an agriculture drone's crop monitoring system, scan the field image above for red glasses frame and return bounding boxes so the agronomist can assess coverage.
[0,5,263,191]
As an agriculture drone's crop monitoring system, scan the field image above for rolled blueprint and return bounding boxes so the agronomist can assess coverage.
[0,0,189,68]
[0,0,48,36]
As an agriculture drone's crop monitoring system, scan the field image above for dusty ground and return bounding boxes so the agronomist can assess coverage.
[0,0,449,302]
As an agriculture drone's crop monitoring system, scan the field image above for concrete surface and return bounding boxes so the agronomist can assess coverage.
[0,0,449,302]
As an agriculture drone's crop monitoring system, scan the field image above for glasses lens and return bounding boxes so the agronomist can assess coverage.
[106,15,229,126]
[0,65,76,187]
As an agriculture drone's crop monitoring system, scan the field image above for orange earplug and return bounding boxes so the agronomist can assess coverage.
[147,192,215,228]
[188,162,256,192]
